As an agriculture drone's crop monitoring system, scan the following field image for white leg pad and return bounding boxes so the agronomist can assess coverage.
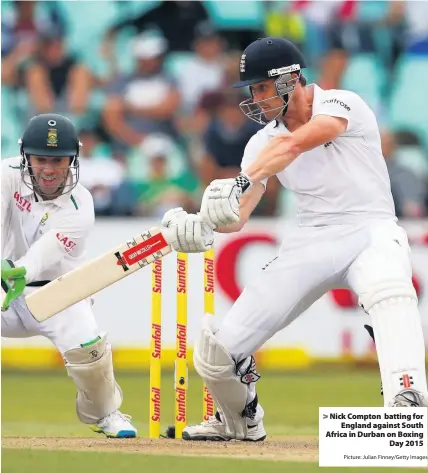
[367,297,428,406]
[64,333,123,424]
[193,318,248,440]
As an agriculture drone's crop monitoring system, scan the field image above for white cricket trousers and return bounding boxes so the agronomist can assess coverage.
[1,293,99,354]
[215,218,416,362]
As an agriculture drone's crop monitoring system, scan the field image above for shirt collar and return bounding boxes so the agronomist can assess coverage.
[38,189,72,208]
[311,83,324,112]
[267,119,288,137]
[266,83,324,136]
[21,177,75,208]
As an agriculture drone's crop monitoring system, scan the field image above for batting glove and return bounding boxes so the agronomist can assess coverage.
[162,208,214,253]
[200,173,253,228]
[1,259,27,311]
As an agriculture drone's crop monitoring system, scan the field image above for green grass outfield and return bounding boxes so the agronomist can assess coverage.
[3,369,383,436]
[2,450,417,473]
[2,370,425,473]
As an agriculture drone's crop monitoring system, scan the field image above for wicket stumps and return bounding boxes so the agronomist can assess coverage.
[149,250,215,439]
[203,249,215,421]
[175,253,188,438]
[149,259,162,438]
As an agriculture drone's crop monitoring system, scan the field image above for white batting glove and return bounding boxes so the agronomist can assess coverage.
[200,173,253,228]
[162,208,214,253]
[162,207,187,227]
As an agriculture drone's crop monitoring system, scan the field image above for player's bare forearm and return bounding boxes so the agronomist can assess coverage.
[244,115,347,184]
[245,145,298,184]
[215,222,245,233]
[213,182,265,233]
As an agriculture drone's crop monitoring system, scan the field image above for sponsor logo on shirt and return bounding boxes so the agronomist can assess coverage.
[40,212,49,225]
[321,98,351,111]
[14,191,31,212]
[56,233,77,252]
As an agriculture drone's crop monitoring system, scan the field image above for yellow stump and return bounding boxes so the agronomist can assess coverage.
[175,253,188,438]
[203,249,215,421]
[149,259,162,438]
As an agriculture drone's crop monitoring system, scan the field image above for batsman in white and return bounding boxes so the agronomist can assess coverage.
[1,114,137,438]
[162,37,428,442]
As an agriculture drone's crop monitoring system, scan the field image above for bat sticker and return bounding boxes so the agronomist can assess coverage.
[115,252,129,272]
[117,233,168,267]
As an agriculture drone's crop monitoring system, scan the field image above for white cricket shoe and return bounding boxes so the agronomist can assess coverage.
[391,389,428,407]
[91,410,137,438]
[182,412,266,441]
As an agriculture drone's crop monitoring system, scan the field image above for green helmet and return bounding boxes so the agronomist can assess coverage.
[19,113,81,197]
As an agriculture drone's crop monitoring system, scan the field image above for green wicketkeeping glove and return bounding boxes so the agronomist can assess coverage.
[1,260,27,311]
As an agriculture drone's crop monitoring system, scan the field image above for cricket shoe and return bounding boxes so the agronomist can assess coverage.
[182,412,266,441]
[91,410,137,438]
[391,389,428,407]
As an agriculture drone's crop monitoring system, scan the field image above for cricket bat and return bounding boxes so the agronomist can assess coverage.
[25,227,174,322]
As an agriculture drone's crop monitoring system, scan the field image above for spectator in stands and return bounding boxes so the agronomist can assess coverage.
[264,1,306,52]
[104,1,209,53]
[178,49,252,153]
[223,50,245,86]
[78,128,134,216]
[23,28,92,118]
[177,22,228,115]
[318,1,375,89]
[382,130,427,218]
[133,134,200,217]
[199,90,260,184]
[103,33,180,151]
[197,90,281,216]
[2,1,64,87]
[403,1,428,55]
[2,38,36,88]
[176,22,233,139]
[305,1,405,89]
[1,1,64,56]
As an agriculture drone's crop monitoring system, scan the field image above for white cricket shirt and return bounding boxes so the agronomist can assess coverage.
[1,156,95,283]
[241,85,396,226]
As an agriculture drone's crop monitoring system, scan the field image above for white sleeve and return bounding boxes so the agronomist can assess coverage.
[1,162,12,234]
[15,211,94,283]
[240,131,270,188]
[311,91,368,137]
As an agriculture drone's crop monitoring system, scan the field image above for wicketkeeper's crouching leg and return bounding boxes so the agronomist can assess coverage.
[64,333,137,438]
[182,316,266,441]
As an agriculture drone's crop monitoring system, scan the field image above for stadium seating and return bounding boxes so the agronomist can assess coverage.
[389,55,428,152]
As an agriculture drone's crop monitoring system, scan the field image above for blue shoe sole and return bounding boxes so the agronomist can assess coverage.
[115,430,137,438]
[91,426,137,438]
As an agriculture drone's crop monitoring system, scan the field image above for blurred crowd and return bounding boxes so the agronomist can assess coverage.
[2,0,428,218]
